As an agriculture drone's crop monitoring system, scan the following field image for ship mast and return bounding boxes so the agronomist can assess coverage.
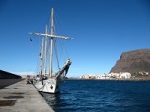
[40,38,44,75]
[30,8,72,78]
[49,8,54,78]
[43,25,48,76]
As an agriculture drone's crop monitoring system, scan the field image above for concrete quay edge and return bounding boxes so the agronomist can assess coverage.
[0,79,54,112]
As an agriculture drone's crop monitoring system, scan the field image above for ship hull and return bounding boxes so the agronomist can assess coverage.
[33,78,58,93]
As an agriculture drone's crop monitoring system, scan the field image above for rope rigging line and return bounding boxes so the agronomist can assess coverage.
[54,39,60,70]
[53,18,61,71]
[54,12,70,60]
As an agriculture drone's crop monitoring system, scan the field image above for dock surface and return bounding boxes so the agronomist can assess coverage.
[0,79,54,112]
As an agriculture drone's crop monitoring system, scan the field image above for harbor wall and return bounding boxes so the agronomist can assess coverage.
[0,70,21,79]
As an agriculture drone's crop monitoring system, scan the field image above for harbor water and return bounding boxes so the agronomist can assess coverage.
[41,80,150,112]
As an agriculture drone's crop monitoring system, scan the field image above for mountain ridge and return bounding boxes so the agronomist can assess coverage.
[110,49,150,78]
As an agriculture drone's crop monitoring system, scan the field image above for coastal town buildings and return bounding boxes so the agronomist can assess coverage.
[79,72,131,80]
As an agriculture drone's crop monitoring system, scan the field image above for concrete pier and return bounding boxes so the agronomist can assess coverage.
[0,79,54,112]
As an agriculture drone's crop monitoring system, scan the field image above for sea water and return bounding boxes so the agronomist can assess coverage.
[41,80,150,112]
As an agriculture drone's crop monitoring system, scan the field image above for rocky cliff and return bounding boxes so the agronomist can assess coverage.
[110,49,150,78]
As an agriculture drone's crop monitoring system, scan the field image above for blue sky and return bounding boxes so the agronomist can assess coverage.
[0,0,150,77]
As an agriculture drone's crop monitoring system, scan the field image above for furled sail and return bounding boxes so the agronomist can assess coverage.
[55,59,71,79]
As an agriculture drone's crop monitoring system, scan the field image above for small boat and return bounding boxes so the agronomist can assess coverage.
[30,8,72,93]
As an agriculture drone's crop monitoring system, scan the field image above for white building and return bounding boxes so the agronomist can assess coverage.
[96,74,110,79]
[119,72,131,79]
[109,72,131,79]
[79,72,131,80]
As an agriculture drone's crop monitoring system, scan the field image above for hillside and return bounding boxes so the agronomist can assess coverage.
[110,49,150,79]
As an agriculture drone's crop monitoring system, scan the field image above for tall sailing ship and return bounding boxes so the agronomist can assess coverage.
[30,8,72,93]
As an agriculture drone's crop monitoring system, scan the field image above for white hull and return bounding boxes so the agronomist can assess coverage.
[33,78,58,93]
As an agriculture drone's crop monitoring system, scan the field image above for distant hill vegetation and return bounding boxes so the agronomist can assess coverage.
[110,49,150,79]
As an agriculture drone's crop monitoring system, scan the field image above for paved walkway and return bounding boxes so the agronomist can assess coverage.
[0,79,54,112]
